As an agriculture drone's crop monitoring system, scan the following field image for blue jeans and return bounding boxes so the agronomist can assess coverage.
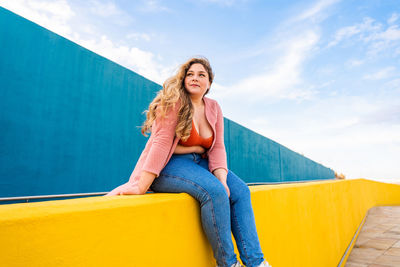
[150,153,265,267]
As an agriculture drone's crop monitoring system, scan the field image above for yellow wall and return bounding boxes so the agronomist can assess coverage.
[1,178,399,267]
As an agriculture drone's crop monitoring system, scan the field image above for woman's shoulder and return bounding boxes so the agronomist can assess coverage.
[155,98,182,114]
[203,96,221,109]
[153,99,182,125]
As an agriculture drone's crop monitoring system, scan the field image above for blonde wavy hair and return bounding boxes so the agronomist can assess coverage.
[141,57,214,141]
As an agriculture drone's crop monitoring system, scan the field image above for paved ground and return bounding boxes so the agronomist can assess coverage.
[345,206,400,267]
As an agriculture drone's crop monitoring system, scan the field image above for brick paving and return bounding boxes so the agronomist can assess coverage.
[345,206,400,267]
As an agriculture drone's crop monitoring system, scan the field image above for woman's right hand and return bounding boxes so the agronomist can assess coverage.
[174,144,205,154]
[193,145,206,154]
[105,181,142,196]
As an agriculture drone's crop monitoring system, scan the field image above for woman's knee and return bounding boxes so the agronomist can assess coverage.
[228,172,251,202]
[235,183,251,199]
[198,182,229,206]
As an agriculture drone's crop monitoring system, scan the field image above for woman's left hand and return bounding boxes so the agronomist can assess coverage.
[212,168,229,197]
[105,181,142,196]
[221,180,230,198]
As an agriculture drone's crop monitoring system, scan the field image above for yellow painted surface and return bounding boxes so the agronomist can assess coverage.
[0,178,400,267]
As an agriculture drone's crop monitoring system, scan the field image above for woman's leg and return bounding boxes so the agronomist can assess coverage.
[150,153,238,267]
[226,170,265,267]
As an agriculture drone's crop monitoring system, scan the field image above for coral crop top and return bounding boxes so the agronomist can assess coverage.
[179,120,214,149]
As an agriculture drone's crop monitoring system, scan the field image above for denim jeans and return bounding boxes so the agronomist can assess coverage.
[150,153,265,267]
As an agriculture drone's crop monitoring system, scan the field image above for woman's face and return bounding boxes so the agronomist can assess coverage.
[184,63,210,98]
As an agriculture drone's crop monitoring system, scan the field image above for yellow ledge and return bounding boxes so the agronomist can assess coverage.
[1,178,400,267]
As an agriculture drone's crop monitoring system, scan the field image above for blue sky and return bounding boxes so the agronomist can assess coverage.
[1,0,399,182]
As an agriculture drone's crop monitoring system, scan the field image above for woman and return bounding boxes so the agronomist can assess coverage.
[106,57,272,267]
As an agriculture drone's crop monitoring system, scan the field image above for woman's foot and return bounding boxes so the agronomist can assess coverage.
[256,260,272,267]
[216,260,271,267]
[216,261,243,267]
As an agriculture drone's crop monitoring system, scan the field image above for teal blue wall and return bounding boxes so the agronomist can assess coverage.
[0,7,334,198]
[224,120,333,182]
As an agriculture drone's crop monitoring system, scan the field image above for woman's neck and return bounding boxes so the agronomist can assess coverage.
[190,95,204,108]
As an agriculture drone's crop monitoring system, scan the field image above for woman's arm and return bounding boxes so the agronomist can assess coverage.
[137,171,157,193]
[106,170,156,196]
[206,101,229,197]
[140,105,180,176]
[174,144,205,154]
[207,101,228,173]
[106,103,180,196]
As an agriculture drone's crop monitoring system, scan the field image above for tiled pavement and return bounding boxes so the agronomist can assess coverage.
[345,206,400,267]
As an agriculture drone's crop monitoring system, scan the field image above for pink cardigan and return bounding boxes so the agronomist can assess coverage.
[129,97,228,183]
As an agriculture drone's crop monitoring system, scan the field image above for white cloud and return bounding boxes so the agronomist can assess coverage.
[388,12,399,25]
[213,30,319,103]
[318,80,336,89]
[200,0,245,6]
[87,0,133,26]
[327,25,361,47]
[89,0,122,17]
[364,24,400,43]
[139,0,171,13]
[385,78,400,90]
[0,0,75,37]
[363,67,396,80]
[77,35,174,83]
[223,31,319,101]
[328,15,400,58]
[127,32,152,42]
[295,0,341,22]
[361,105,400,125]
[328,17,380,47]
[376,25,400,41]
[346,59,364,67]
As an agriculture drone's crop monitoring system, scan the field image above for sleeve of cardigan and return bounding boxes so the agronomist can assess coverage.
[141,103,179,177]
[208,101,228,173]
